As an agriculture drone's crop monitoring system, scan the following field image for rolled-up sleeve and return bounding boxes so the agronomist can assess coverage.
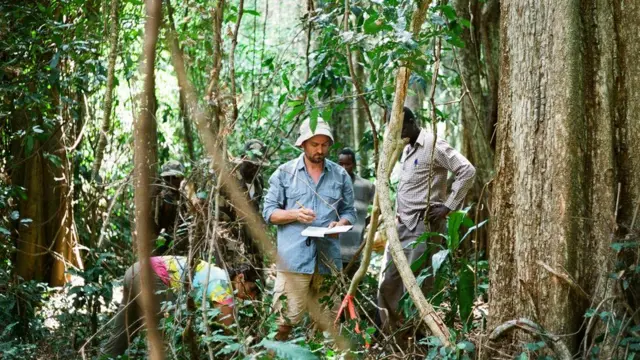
[434,139,476,210]
[338,171,357,225]
[262,169,284,224]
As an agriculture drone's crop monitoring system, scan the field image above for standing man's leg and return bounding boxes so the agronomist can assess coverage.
[376,220,427,331]
[306,272,340,333]
[273,271,313,341]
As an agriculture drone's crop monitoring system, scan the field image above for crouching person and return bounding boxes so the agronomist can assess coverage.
[101,256,260,357]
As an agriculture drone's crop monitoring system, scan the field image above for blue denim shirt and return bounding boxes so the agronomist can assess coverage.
[263,154,357,274]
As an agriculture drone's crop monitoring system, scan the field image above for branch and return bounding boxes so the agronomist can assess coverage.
[343,0,378,170]
[489,318,572,360]
[133,0,164,358]
[229,0,244,124]
[91,0,119,181]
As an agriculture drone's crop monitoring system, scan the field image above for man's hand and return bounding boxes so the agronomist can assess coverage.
[327,219,349,238]
[293,208,316,224]
[428,204,450,222]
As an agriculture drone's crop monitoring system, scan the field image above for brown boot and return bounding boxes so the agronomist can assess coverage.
[275,324,292,341]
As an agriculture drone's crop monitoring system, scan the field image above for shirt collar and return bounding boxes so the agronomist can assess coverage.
[406,128,427,154]
[415,128,427,148]
[295,153,331,172]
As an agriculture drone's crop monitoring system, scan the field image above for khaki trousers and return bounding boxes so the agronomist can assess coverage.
[272,270,339,329]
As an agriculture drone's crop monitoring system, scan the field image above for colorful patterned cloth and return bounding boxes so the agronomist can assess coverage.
[150,256,234,306]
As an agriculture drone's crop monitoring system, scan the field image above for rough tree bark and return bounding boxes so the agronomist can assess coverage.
[91,0,120,181]
[133,0,163,358]
[489,1,640,356]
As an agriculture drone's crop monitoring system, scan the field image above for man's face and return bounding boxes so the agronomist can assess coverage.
[338,154,355,176]
[165,175,183,189]
[302,135,331,164]
[239,161,260,181]
[401,119,412,140]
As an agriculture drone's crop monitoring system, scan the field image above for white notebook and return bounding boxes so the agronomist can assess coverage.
[301,225,353,237]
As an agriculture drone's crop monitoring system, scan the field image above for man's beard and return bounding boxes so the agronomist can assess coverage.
[308,154,325,163]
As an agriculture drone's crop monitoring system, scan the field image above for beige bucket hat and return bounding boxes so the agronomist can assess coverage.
[295,119,334,147]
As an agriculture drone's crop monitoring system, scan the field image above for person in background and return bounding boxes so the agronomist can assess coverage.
[100,256,260,357]
[154,160,188,254]
[262,119,356,341]
[337,148,375,278]
[377,107,475,332]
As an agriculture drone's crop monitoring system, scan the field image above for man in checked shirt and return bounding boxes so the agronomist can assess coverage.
[377,107,476,332]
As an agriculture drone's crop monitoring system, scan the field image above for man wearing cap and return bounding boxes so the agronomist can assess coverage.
[220,139,269,270]
[153,160,188,254]
[263,119,356,341]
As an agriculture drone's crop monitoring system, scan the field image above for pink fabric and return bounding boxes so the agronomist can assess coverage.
[150,257,171,286]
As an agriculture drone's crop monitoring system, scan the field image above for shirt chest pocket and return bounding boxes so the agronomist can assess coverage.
[283,187,305,209]
[318,184,342,217]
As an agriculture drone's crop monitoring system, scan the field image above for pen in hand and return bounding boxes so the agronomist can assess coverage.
[295,201,316,224]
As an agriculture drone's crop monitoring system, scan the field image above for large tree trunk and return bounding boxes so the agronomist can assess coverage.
[489,1,640,355]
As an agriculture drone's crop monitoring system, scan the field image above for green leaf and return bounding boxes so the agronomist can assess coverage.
[309,116,317,133]
[363,13,384,34]
[287,99,303,107]
[432,249,449,276]
[456,340,475,353]
[321,108,332,122]
[285,104,305,122]
[524,341,546,351]
[447,211,466,251]
[457,265,474,329]
[611,241,639,252]
[282,72,290,91]
[244,9,260,16]
[0,227,10,236]
[438,5,457,20]
[310,108,319,127]
[460,219,489,244]
[49,51,60,69]
[257,339,317,360]
[44,153,62,168]
[445,34,466,48]
[25,136,34,156]
[216,343,241,355]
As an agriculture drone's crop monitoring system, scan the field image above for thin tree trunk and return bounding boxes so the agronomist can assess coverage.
[229,0,244,125]
[166,1,196,162]
[344,1,378,171]
[344,0,452,347]
[205,0,225,142]
[92,0,120,181]
[133,0,163,358]
[488,1,640,356]
[351,50,368,176]
[453,0,494,187]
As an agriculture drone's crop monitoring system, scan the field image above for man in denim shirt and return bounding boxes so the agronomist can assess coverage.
[263,119,356,341]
